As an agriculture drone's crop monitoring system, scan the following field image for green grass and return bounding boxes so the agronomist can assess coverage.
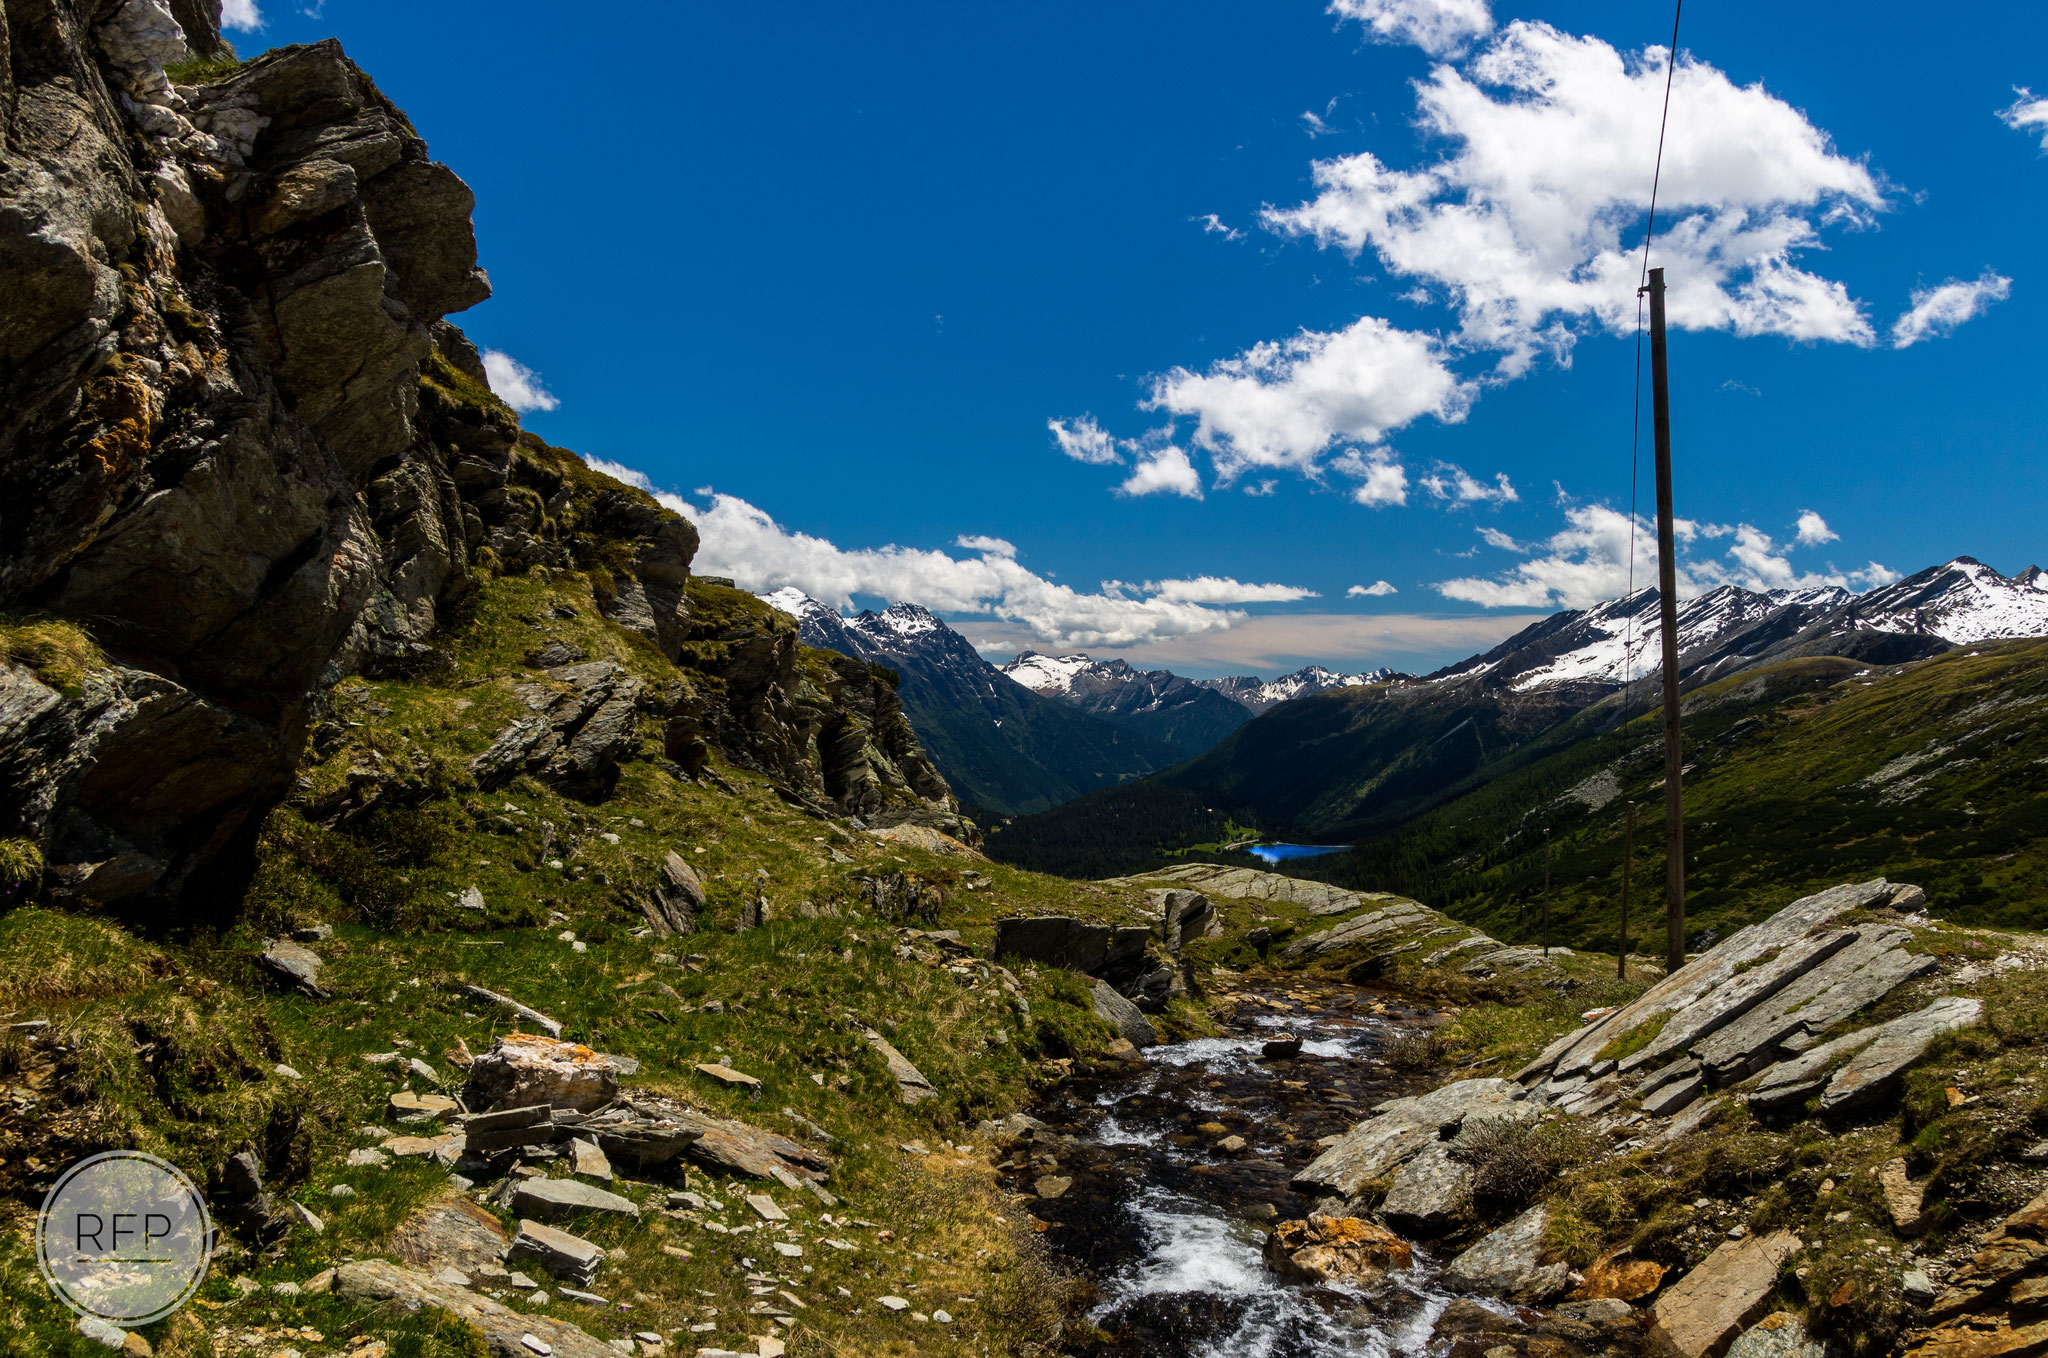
[0,558,1175,1356]
[1316,643,2048,947]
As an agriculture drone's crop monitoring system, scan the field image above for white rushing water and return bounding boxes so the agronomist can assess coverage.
[1071,1020,1469,1356]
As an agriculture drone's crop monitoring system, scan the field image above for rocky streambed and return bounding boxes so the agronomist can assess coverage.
[997,981,1592,1357]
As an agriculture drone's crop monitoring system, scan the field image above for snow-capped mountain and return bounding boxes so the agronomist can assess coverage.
[1834,557,2048,645]
[998,652,1254,755]
[759,591,1176,817]
[1431,557,2048,695]
[1197,665,1402,713]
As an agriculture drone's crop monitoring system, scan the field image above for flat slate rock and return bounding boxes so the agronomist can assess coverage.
[507,1218,606,1287]
[1378,1140,1470,1234]
[511,1178,641,1221]
[1693,927,1936,1083]
[1442,1201,1570,1303]
[336,1259,615,1357]
[856,1027,937,1103]
[1647,1230,1802,1358]
[1292,1078,1526,1199]
[1535,879,1899,1083]
[390,1200,510,1274]
[1103,863,1399,917]
[1818,995,1982,1113]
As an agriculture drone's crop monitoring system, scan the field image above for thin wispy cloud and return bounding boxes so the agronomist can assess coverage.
[1048,416,1122,465]
[1890,272,2012,348]
[1328,0,1493,59]
[1421,462,1518,507]
[481,349,560,413]
[1138,577,1321,604]
[2000,87,2048,150]
[1194,213,1246,242]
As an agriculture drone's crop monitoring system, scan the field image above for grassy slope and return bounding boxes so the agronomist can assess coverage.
[0,566,1209,1358]
[1318,640,2048,952]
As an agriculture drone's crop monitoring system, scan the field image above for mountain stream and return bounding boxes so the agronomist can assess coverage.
[1005,981,1490,1356]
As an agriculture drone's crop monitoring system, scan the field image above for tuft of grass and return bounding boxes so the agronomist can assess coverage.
[1457,1115,1602,1218]
[164,52,247,83]
[0,908,162,1008]
[0,613,104,694]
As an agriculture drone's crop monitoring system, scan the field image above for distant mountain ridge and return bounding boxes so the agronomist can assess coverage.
[1435,557,2048,697]
[1196,664,1403,712]
[759,589,1175,819]
[996,652,1253,757]
[985,555,2048,875]
[1002,652,1399,714]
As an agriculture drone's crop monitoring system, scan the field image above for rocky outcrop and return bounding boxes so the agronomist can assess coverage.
[996,913,1183,1012]
[1514,880,1966,1128]
[0,4,964,905]
[334,1258,615,1355]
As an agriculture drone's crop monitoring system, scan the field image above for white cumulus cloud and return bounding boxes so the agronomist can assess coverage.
[1435,502,1897,609]
[1890,272,2012,348]
[1479,526,1524,551]
[1119,444,1204,499]
[1348,580,1399,597]
[1795,510,1838,546]
[1329,0,1493,58]
[955,534,1017,558]
[1265,22,1887,370]
[2001,87,2048,150]
[1335,447,1411,507]
[221,0,262,30]
[1145,316,1472,483]
[481,349,560,413]
[584,459,1253,649]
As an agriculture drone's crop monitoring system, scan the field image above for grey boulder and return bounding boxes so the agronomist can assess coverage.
[1440,1201,1570,1303]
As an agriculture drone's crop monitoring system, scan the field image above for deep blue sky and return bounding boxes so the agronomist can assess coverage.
[230,1,2047,675]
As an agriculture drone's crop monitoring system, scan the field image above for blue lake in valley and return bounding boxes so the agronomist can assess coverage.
[1248,843,1349,865]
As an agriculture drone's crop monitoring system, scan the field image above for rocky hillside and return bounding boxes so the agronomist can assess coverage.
[1327,637,2048,951]
[0,4,965,914]
[760,590,1176,818]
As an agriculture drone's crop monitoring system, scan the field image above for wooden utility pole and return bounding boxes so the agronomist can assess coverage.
[1646,267,1686,971]
[1618,799,1635,980]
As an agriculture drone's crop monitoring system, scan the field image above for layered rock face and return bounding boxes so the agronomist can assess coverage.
[0,1,957,904]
